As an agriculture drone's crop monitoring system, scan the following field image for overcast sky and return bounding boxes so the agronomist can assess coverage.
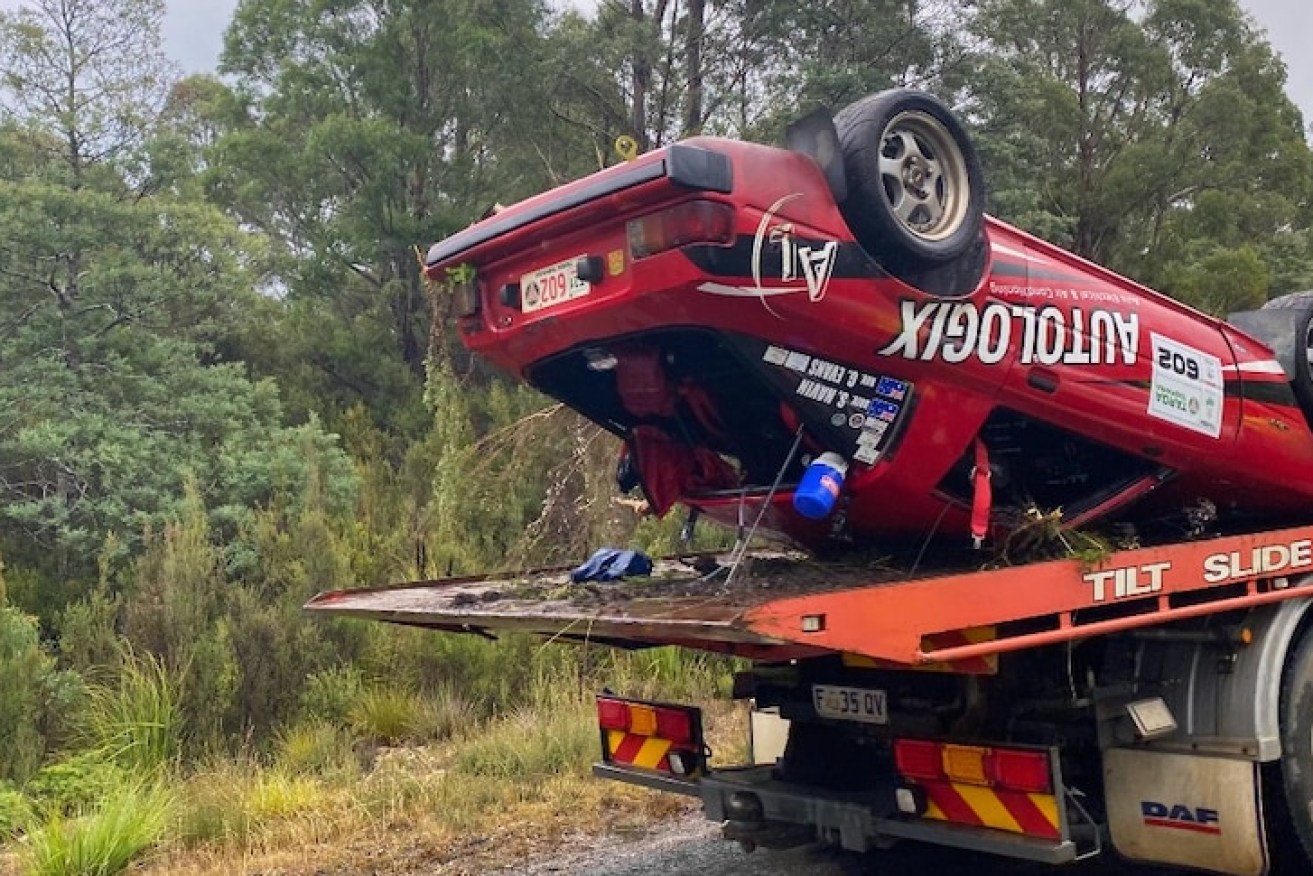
[159,0,1310,129]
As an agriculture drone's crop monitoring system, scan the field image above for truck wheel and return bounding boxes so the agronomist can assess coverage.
[1273,626,1313,867]
[1260,291,1313,418]
[834,89,985,274]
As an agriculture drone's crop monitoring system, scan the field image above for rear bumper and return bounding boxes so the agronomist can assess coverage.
[426,144,733,267]
[596,761,1082,863]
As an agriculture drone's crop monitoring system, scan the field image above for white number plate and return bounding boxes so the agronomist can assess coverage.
[520,257,590,313]
[812,684,888,724]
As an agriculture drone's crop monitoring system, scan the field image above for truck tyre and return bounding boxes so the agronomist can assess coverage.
[1260,291,1313,420]
[834,89,985,274]
[1273,625,1313,868]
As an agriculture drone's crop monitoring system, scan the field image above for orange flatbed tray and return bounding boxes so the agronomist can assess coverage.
[305,525,1313,667]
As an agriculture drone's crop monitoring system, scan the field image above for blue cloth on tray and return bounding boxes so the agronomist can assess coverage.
[570,548,654,583]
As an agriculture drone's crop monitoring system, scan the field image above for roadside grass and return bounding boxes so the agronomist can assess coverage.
[80,653,179,777]
[453,697,596,780]
[144,655,743,874]
[2,642,744,875]
[20,781,173,876]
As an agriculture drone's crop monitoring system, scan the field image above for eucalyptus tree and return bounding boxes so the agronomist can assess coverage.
[211,0,564,438]
[0,0,354,601]
[966,0,1312,310]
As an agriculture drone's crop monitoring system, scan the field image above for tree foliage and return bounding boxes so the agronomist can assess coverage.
[0,3,353,594]
[966,0,1311,308]
[0,0,1307,793]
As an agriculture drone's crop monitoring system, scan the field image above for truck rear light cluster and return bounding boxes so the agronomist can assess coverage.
[596,696,699,746]
[893,738,1053,794]
[626,200,734,259]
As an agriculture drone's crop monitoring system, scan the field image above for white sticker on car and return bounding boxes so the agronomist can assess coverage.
[696,193,838,309]
[1148,333,1223,438]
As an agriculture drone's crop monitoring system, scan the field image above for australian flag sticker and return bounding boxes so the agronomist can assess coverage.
[876,376,908,401]
[867,398,900,422]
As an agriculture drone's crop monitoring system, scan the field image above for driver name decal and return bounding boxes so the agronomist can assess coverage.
[876,300,1139,366]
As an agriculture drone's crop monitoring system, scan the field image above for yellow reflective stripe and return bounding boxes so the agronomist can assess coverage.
[954,784,1022,833]
[632,736,672,770]
[1028,792,1061,831]
[606,729,627,757]
[924,799,947,820]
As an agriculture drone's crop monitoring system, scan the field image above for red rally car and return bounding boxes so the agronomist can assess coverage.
[424,89,1313,555]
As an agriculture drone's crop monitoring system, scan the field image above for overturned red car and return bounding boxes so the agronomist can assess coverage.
[425,89,1313,555]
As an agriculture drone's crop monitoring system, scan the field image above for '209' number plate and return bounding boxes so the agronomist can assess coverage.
[520,257,590,314]
[812,684,888,724]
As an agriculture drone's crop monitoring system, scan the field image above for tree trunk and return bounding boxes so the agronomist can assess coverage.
[631,0,650,150]
[682,0,705,136]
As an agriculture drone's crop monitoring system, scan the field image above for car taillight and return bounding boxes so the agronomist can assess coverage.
[628,704,659,736]
[626,200,734,259]
[596,695,701,745]
[449,274,481,318]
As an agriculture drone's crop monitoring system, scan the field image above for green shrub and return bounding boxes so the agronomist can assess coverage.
[0,781,32,837]
[242,771,324,823]
[175,766,246,846]
[300,665,365,723]
[418,685,481,741]
[21,781,172,876]
[226,586,326,738]
[55,599,122,679]
[25,753,125,816]
[176,765,326,846]
[120,489,239,752]
[0,607,58,783]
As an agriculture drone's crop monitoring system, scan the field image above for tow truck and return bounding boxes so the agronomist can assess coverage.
[308,90,1313,874]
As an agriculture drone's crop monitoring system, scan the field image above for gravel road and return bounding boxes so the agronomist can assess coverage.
[509,814,1181,876]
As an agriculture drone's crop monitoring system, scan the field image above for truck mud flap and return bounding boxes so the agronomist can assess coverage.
[1104,748,1266,876]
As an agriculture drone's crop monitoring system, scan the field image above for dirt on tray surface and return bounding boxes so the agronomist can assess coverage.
[451,548,985,611]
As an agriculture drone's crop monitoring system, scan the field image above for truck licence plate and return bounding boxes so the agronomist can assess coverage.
[520,257,590,313]
[812,684,888,724]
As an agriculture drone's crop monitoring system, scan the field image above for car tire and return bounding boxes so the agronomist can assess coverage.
[834,89,985,274]
[1260,291,1313,418]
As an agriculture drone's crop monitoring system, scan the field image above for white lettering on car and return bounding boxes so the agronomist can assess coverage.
[1147,333,1224,438]
[876,300,1139,367]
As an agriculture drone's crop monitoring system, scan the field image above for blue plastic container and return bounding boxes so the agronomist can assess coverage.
[793,452,849,520]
